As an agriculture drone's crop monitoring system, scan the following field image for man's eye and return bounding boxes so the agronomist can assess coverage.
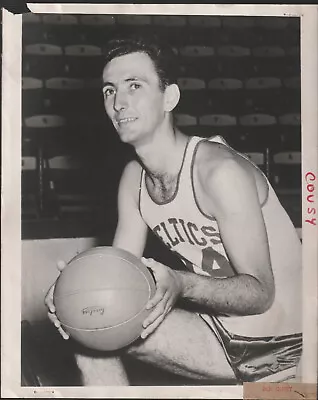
[104,88,115,97]
[130,83,141,91]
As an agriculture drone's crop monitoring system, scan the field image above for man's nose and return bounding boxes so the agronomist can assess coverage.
[113,91,128,112]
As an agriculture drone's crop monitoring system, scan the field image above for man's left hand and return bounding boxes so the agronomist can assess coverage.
[141,257,182,339]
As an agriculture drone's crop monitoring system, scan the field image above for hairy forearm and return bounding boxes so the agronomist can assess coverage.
[176,270,274,316]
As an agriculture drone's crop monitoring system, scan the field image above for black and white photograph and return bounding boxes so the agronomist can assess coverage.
[2,4,317,398]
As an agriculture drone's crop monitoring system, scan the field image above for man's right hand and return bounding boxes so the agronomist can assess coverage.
[45,260,70,340]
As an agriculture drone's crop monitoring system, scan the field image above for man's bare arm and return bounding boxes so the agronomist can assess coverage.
[113,160,148,258]
[176,156,275,316]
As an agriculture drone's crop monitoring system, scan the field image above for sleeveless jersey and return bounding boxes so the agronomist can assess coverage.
[139,135,302,337]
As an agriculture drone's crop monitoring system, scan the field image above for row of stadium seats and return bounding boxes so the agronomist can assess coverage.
[21,149,301,220]
[23,14,300,49]
[22,56,299,81]
[23,43,299,57]
[22,151,301,177]
[22,76,300,90]
[22,96,300,120]
[21,136,301,225]
[22,75,300,122]
[21,14,301,231]
[23,29,299,49]
[23,14,299,29]
[22,112,300,130]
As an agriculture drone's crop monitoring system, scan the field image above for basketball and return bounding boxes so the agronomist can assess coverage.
[53,246,156,351]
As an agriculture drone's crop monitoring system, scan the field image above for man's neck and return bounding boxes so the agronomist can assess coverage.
[135,128,189,180]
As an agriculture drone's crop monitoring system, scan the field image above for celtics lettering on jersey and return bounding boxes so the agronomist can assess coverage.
[152,218,236,278]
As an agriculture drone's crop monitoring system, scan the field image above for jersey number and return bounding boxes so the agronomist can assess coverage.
[178,247,236,278]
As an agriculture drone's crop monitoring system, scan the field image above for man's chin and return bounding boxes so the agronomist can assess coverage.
[117,129,137,144]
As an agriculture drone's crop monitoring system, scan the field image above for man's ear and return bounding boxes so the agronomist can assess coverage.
[164,84,180,112]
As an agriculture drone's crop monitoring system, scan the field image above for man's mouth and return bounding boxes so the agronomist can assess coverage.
[117,117,137,125]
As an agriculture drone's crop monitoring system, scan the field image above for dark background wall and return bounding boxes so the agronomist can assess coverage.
[21,14,301,242]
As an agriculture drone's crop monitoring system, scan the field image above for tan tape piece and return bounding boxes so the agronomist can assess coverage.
[244,383,317,400]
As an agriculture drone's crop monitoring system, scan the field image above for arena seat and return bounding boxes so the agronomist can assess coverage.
[252,45,285,58]
[279,113,301,127]
[23,23,47,46]
[285,46,300,58]
[22,12,42,24]
[80,14,116,26]
[22,78,45,119]
[117,15,152,26]
[271,151,301,227]
[44,77,85,118]
[244,151,265,166]
[253,27,287,47]
[178,46,215,82]
[272,151,301,192]
[189,15,221,29]
[283,53,301,77]
[47,155,98,218]
[177,77,207,115]
[287,17,301,30]
[222,16,255,29]
[198,114,239,142]
[179,45,215,58]
[240,113,277,127]
[175,114,198,136]
[22,156,39,219]
[153,15,186,27]
[284,76,300,90]
[254,17,289,30]
[179,56,218,80]
[187,16,222,46]
[23,115,67,218]
[277,113,301,152]
[152,16,188,46]
[243,152,267,174]
[238,113,280,153]
[64,44,104,79]
[24,43,63,56]
[216,47,255,79]
[217,45,251,57]
[42,14,78,25]
[207,78,245,115]
[244,77,284,115]
[25,58,64,80]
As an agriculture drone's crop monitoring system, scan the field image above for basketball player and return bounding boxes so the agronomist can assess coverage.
[46,34,302,385]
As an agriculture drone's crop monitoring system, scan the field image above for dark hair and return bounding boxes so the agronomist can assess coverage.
[104,33,178,91]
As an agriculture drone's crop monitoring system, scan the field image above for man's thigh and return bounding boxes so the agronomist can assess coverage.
[126,308,237,383]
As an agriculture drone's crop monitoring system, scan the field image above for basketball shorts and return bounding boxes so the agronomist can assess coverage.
[200,314,303,383]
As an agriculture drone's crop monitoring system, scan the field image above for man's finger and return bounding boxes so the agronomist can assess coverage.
[47,311,60,327]
[57,260,67,272]
[58,326,70,340]
[48,312,70,340]
[141,313,165,339]
[143,292,169,327]
[146,286,166,310]
[44,285,56,313]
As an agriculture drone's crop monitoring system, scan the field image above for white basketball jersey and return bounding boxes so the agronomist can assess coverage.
[139,135,302,337]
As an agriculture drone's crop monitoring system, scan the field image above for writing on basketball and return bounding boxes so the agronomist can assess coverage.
[82,306,105,317]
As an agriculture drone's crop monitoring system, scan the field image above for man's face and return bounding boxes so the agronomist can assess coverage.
[102,52,167,145]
